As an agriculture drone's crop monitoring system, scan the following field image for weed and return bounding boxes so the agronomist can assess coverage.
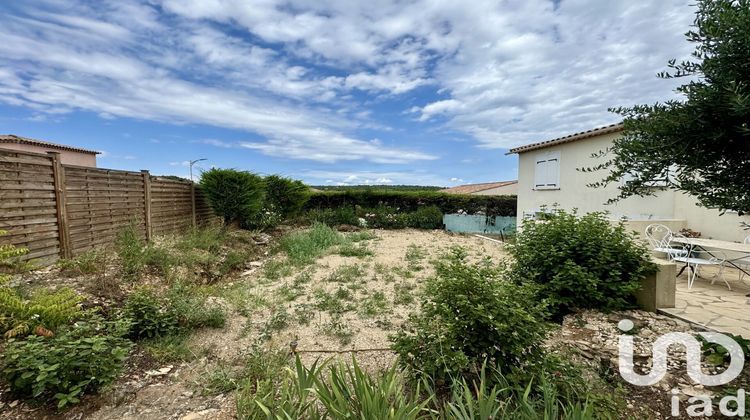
[57,250,108,276]
[293,303,316,326]
[143,333,199,363]
[277,281,304,302]
[357,291,390,318]
[320,315,354,346]
[219,250,249,276]
[115,222,147,281]
[259,307,290,341]
[313,288,353,314]
[347,230,377,242]
[177,227,226,253]
[404,244,426,271]
[263,259,294,281]
[325,264,366,283]
[292,270,313,287]
[337,242,374,258]
[393,282,416,305]
[279,222,346,265]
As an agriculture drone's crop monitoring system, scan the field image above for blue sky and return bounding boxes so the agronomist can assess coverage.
[0,0,694,186]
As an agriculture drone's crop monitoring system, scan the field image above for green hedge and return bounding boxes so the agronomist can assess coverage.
[305,190,516,217]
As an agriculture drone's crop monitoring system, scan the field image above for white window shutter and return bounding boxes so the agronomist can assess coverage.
[547,156,559,187]
[534,159,547,188]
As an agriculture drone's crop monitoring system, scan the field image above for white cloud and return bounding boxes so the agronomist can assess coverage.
[0,0,696,157]
[303,170,446,186]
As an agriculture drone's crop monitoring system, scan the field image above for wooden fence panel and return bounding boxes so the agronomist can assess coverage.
[63,166,147,257]
[0,149,60,264]
[1,148,219,265]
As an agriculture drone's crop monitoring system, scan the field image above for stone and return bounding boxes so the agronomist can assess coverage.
[146,365,174,377]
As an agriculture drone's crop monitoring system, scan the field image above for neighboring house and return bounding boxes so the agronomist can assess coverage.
[440,180,518,196]
[508,123,750,242]
[0,134,99,167]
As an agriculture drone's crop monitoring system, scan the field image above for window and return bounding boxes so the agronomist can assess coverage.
[534,151,560,190]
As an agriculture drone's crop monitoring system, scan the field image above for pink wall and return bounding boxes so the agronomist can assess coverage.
[0,143,97,167]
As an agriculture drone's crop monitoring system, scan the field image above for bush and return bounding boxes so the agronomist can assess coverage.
[0,287,84,338]
[200,168,266,227]
[306,190,516,217]
[509,210,655,320]
[1,317,131,408]
[264,175,311,219]
[402,205,443,229]
[391,247,549,383]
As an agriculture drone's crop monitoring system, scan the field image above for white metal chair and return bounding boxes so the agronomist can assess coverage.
[668,235,729,290]
[645,224,687,261]
[736,235,750,281]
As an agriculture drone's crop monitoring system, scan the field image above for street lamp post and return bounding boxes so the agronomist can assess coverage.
[189,159,207,228]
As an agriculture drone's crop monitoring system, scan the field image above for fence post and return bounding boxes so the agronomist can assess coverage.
[142,170,152,241]
[191,182,197,228]
[48,152,71,259]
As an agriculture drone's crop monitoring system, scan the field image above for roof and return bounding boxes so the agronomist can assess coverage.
[506,122,624,154]
[440,180,517,194]
[0,134,100,155]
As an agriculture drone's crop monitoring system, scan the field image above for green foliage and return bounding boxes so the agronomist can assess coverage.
[0,287,84,338]
[509,210,655,319]
[278,222,346,265]
[337,242,374,257]
[307,190,516,217]
[591,0,750,214]
[264,175,311,218]
[57,250,108,276]
[176,226,226,253]
[403,205,444,229]
[306,207,360,227]
[122,283,225,339]
[200,168,266,226]
[1,317,131,409]
[115,222,147,281]
[0,230,29,285]
[391,247,549,382]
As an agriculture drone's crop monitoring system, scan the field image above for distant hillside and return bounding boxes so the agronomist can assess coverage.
[311,185,444,192]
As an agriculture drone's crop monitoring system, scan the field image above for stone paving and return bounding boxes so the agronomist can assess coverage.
[659,264,750,338]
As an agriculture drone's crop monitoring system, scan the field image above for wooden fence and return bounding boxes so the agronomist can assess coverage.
[0,148,215,264]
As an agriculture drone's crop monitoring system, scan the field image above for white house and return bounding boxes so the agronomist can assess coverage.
[508,123,750,242]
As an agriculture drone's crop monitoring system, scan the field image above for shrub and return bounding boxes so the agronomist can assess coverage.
[264,175,311,218]
[122,283,226,339]
[403,205,443,229]
[0,287,84,338]
[122,287,179,339]
[509,210,655,319]
[362,206,407,229]
[200,168,266,227]
[1,317,131,408]
[391,247,549,383]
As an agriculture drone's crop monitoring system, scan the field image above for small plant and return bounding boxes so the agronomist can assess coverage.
[263,259,294,281]
[56,250,107,276]
[337,242,374,258]
[510,209,656,319]
[348,230,377,242]
[393,282,416,305]
[0,230,28,285]
[404,244,426,271]
[0,287,84,338]
[314,289,352,314]
[1,316,131,409]
[306,207,360,227]
[176,226,227,253]
[325,264,366,283]
[115,222,147,281]
[320,315,354,346]
[357,291,390,318]
[122,287,179,339]
[259,307,290,341]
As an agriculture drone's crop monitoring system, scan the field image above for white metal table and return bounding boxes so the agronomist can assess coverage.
[670,237,750,277]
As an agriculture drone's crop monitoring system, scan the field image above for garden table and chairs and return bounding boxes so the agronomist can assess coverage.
[667,235,750,290]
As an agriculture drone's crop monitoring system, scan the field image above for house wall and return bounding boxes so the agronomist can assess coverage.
[472,183,518,196]
[0,143,97,167]
[516,132,749,242]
